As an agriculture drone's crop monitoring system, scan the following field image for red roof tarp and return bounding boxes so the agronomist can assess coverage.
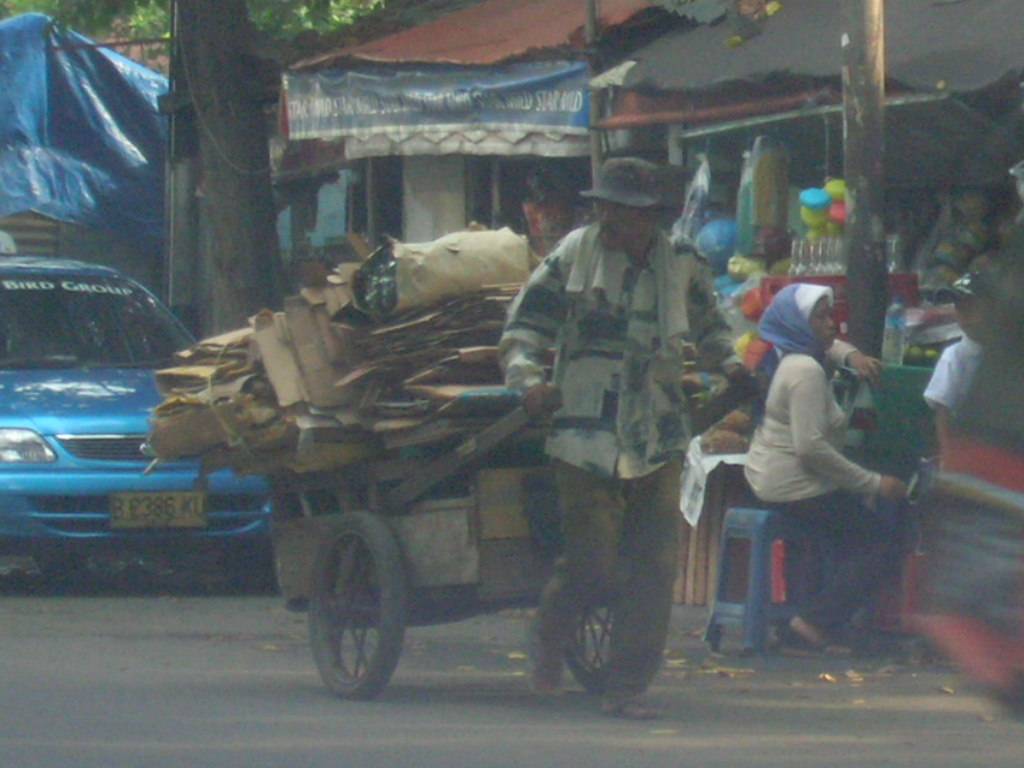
[294,0,655,69]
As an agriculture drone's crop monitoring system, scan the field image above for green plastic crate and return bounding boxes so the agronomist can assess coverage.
[858,364,936,477]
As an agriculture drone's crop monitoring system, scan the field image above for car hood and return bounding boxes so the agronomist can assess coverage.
[0,368,160,435]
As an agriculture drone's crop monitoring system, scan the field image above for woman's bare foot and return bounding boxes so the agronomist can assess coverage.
[789,616,826,648]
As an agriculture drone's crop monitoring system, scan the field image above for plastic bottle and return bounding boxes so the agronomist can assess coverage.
[881,299,907,365]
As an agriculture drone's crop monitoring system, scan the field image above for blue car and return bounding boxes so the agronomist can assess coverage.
[0,256,272,581]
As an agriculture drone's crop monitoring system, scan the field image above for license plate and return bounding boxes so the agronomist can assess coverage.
[109,492,207,529]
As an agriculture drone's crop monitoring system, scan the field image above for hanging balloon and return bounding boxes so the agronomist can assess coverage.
[799,187,831,211]
[801,205,829,228]
[825,178,847,202]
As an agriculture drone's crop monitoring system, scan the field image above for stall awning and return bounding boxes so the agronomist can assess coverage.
[619,0,1023,95]
[283,60,592,158]
[292,0,655,69]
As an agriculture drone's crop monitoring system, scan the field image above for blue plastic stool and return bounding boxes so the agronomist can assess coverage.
[704,506,833,654]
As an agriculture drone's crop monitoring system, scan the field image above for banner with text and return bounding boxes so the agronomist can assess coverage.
[284,60,590,141]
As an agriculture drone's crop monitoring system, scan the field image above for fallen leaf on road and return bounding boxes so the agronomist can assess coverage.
[507,651,527,661]
[818,673,838,683]
[713,666,755,679]
[938,685,956,695]
[260,644,281,652]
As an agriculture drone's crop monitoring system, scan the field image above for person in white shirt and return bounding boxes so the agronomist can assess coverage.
[924,271,991,459]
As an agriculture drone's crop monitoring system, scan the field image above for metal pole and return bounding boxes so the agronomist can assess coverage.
[365,157,377,248]
[585,0,604,180]
[841,0,888,356]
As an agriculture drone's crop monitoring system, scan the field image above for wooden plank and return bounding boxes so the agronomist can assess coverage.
[696,509,711,605]
[384,406,530,512]
[674,515,690,604]
[707,481,724,606]
[684,512,700,605]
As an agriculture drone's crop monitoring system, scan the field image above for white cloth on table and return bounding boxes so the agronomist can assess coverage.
[678,436,746,528]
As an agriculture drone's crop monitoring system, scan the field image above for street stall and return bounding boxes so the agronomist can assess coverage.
[278,0,665,255]
[589,0,1024,607]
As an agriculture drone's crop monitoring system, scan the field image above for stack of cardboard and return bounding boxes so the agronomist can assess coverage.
[148,230,532,475]
[148,327,294,461]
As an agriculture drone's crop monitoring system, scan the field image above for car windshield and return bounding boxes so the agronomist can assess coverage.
[0,274,192,369]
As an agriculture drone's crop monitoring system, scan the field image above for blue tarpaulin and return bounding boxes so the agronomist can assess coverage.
[0,14,167,250]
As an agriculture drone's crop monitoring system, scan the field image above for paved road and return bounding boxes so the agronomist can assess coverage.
[0,576,1020,768]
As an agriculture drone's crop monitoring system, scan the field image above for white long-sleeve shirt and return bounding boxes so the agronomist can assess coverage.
[744,349,882,502]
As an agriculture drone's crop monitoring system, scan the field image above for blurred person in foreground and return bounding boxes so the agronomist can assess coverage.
[743,284,908,649]
[918,233,1024,716]
[500,156,740,719]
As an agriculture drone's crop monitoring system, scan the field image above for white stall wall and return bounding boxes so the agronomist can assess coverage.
[403,156,467,242]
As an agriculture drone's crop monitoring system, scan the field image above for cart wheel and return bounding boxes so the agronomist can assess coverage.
[565,603,613,695]
[309,512,407,700]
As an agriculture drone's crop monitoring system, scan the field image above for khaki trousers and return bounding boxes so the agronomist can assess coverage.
[540,459,681,700]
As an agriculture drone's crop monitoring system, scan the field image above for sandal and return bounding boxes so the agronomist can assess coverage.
[600,697,661,720]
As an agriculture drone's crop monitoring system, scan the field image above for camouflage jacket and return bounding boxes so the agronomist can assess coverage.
[500,223,735,478]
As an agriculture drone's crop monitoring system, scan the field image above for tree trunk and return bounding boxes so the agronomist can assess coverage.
[176,0,280,333]
[841,0,888,357]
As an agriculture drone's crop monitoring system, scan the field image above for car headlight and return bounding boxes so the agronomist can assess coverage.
[0,429,57,463]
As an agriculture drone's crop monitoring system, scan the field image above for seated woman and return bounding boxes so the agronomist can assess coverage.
[744,283,908,648]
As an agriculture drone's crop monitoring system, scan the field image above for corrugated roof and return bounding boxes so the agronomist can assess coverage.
[622,0,1024,95]
[293,0,656,69]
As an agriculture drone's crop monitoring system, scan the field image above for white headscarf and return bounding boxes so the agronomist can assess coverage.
[793,284,834,321]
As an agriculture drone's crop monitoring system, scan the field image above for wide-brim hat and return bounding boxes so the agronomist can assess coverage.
[580,157,661,208]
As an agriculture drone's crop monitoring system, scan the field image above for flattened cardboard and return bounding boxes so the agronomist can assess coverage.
[284,295,350,408]
[252,312,308,407]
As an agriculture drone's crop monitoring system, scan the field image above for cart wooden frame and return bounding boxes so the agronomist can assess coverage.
[269,405,613,700]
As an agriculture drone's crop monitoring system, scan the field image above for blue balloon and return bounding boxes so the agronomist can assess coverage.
[696,219,738,275]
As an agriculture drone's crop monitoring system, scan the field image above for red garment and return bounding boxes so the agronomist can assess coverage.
[522,200,574,258]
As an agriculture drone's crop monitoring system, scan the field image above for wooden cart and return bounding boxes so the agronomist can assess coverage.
[268,392,612,700]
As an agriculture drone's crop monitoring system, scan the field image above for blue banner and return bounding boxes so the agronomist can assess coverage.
[285,60,590,140]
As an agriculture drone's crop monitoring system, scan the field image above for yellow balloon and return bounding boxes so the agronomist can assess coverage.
[801,206,828,227]
[825,178,847,201]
